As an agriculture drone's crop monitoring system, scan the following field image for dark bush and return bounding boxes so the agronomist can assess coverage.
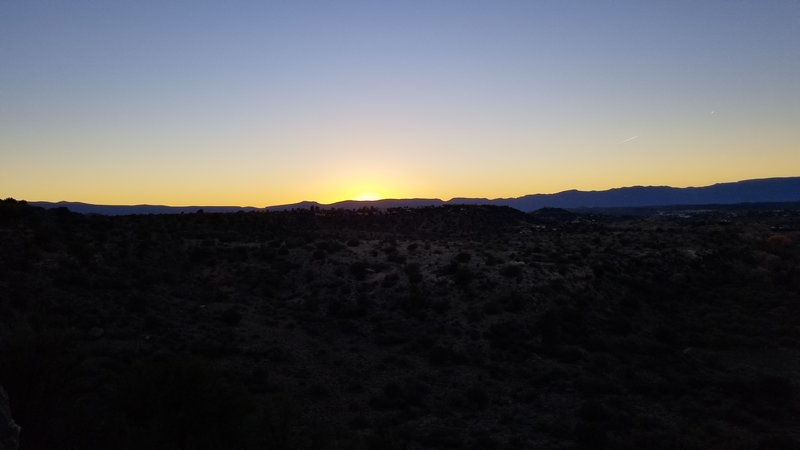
[308,383,330,402]
[369,379,429,411]
[428,344,468,366]
[349,261,369,280]
[539,310,562,346]
[454,252,472,263]
[317,240,345,253]
[221,308,242,326]
[112,358,251,450]
[452,265,474,287]
[387,252,406,264]
[464,383,490,410]
[381,272,399,288]
[487,320,531,350]
[755,434,800,450]
[499,262,523,278]
[573,421,609,449]
[577,400,608,422]
[404,263,423,284]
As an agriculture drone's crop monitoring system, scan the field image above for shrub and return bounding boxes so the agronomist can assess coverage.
[381,272,399,288]
[573,421,609,449]
[308,383,330,402]
[404,263,423,284]
[500,262,524,278]
[464,383,490,410]
[112,358,251,450]
[452,266,474,287]
[767,234,793,249]
[428,344,467,366]
[349,261,369,280]
[317,240,345,253]
[454,252,472,263]
[221,307,242,326]
[387,252,406,264]
[539,310,562,347]
[577,400,608,422]
[487,320,531,350]
[369,379,429,411]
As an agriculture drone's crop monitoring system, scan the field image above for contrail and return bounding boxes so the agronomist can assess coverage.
[619,135,638,144]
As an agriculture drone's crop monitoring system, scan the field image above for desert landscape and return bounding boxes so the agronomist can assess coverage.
[1,198,799,449]
[3,3,800,448]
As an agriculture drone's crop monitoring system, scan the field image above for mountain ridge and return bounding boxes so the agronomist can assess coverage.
[23,176,800,215]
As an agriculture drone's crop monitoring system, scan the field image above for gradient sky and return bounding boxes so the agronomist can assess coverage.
[2,0,799,206]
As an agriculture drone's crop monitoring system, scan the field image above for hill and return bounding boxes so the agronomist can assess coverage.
[498,177,800,210]
[24,177,800,215]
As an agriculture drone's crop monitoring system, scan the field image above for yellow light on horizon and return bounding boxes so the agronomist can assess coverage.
[353,192,381,201]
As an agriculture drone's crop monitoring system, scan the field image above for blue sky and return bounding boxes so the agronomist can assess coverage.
[2,0,799,205]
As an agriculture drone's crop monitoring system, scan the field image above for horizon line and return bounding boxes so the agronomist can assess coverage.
[14,175,800,209]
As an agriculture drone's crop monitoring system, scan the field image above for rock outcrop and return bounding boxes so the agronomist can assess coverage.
[0,385,20,450]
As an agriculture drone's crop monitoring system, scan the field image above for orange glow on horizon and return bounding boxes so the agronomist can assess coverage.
[353,192,381,201]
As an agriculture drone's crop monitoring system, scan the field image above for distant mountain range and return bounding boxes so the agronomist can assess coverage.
[26,202,262,216]
[27,177,800,215]
[268,177,800,212]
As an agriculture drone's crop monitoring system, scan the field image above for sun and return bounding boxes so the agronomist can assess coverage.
[353,192,381,201]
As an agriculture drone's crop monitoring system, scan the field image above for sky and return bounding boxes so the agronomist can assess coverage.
[2,0,799,206]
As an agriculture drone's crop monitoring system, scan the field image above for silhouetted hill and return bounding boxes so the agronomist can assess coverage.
[331,198,444,210]
[267,177,800,212]
[267,198,444,211]
[495,177,800,210]
[528,207,579,224]
[301,204,530,237]
[28,201,261,215]
[266,200,323,211]
[27,177,800,215]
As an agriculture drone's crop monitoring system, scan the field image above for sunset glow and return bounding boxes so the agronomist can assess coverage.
[353,193,381,202]
[1,1,798,206]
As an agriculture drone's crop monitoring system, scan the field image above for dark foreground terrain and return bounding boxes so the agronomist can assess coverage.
[1,199,799,449]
